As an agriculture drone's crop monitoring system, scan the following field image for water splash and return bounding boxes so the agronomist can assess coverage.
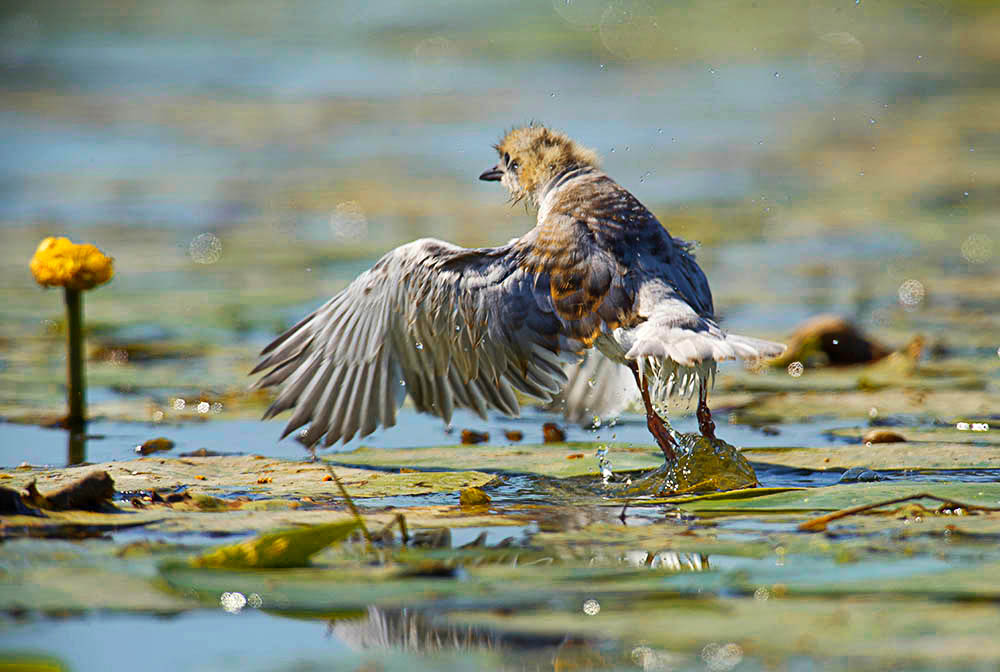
[596,446,613,484]
[617,433,757,496]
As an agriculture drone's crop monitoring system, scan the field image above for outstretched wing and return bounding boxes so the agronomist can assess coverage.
[251,238,588,446]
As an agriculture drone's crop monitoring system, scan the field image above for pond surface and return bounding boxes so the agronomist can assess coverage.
[2,0,1000,670]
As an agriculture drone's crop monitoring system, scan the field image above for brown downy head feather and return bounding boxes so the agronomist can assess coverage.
[491,125,600,206]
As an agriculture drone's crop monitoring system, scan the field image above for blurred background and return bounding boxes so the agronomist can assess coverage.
[0,0,997,455]
[2,5,1000,669]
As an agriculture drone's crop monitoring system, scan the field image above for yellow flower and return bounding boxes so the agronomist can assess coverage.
[30,236,114,290]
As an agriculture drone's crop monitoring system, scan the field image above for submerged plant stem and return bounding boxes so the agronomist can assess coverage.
[798,493,1000,532]
[325,464,374,549]
[64,287,85,431]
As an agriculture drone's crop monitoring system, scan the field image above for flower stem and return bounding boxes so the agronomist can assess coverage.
[64,287,86,431]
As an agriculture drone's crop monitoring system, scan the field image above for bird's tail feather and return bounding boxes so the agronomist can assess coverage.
[725,333,786,360]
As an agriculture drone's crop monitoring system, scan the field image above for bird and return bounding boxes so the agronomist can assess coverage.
[251,125,786,461]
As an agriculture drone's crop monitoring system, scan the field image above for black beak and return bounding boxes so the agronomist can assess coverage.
[479,166,503,182]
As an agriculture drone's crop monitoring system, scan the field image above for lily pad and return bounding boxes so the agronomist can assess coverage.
[744,443,1000,470]
[730,388,1000,423]
[191,520,359,569]
[2,456,498,500]
[829,426,1000,446]
[675,482,1000,514]
[447,595,1000,665]
[329,442,664,478]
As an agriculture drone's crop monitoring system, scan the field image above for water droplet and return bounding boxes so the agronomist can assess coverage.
[702,642,744,671]
[592,415,602,429]
[220,591,247,613]
[961,233,993,264]
[897,279,925,308]
[197,401,210,414]
[399,379,406,387]
[774,71,780,78]
[831,339,839,346]
[582,599,600,615]
[189,233,222,264]
[657,128,663,134]
[869,407,878,418]
[330,201,367,242]
[172,398,186,411]
[869,118,876,124]
[609,147,615,152]
[587,378,595,388]
[787,361,804,377]
[415,342,424,350]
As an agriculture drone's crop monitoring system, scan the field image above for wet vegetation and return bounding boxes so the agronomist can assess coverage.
[2,0,1000,669]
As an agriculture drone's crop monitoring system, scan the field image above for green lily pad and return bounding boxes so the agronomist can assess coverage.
[191,520,359,569]
[676,482,1000,513]
[3,456,498,500]
[447,595,1000,665]
[730,388,1000,423]
[0,538,197,612]
[328,442,663,478]
[829,425,1000,445]
[744,443,1000,470]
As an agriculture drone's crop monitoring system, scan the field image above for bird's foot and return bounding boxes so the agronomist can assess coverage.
[696,401,717,441]
[646,411,678,462]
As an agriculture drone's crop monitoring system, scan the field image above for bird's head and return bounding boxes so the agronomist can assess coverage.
[479,125,599,207]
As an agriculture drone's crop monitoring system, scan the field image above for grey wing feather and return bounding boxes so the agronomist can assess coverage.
[251,238,570,446]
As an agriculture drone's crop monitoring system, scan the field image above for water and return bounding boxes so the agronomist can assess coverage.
[0,402,841,468]
[2,1,999,669]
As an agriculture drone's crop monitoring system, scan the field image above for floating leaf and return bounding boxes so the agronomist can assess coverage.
[676,482,1000,513]
[459,487,491,506]
[1,457,498,501]
[745,443,1000,471]
[190,520,360,569]
[330,442,663,478]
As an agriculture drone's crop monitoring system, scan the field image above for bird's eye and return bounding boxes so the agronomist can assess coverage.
[503,152,510,166]
[509,160,519,171]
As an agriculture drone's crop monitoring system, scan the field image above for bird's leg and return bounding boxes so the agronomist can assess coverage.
[628,362,677,462]
[696,381,717,441]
